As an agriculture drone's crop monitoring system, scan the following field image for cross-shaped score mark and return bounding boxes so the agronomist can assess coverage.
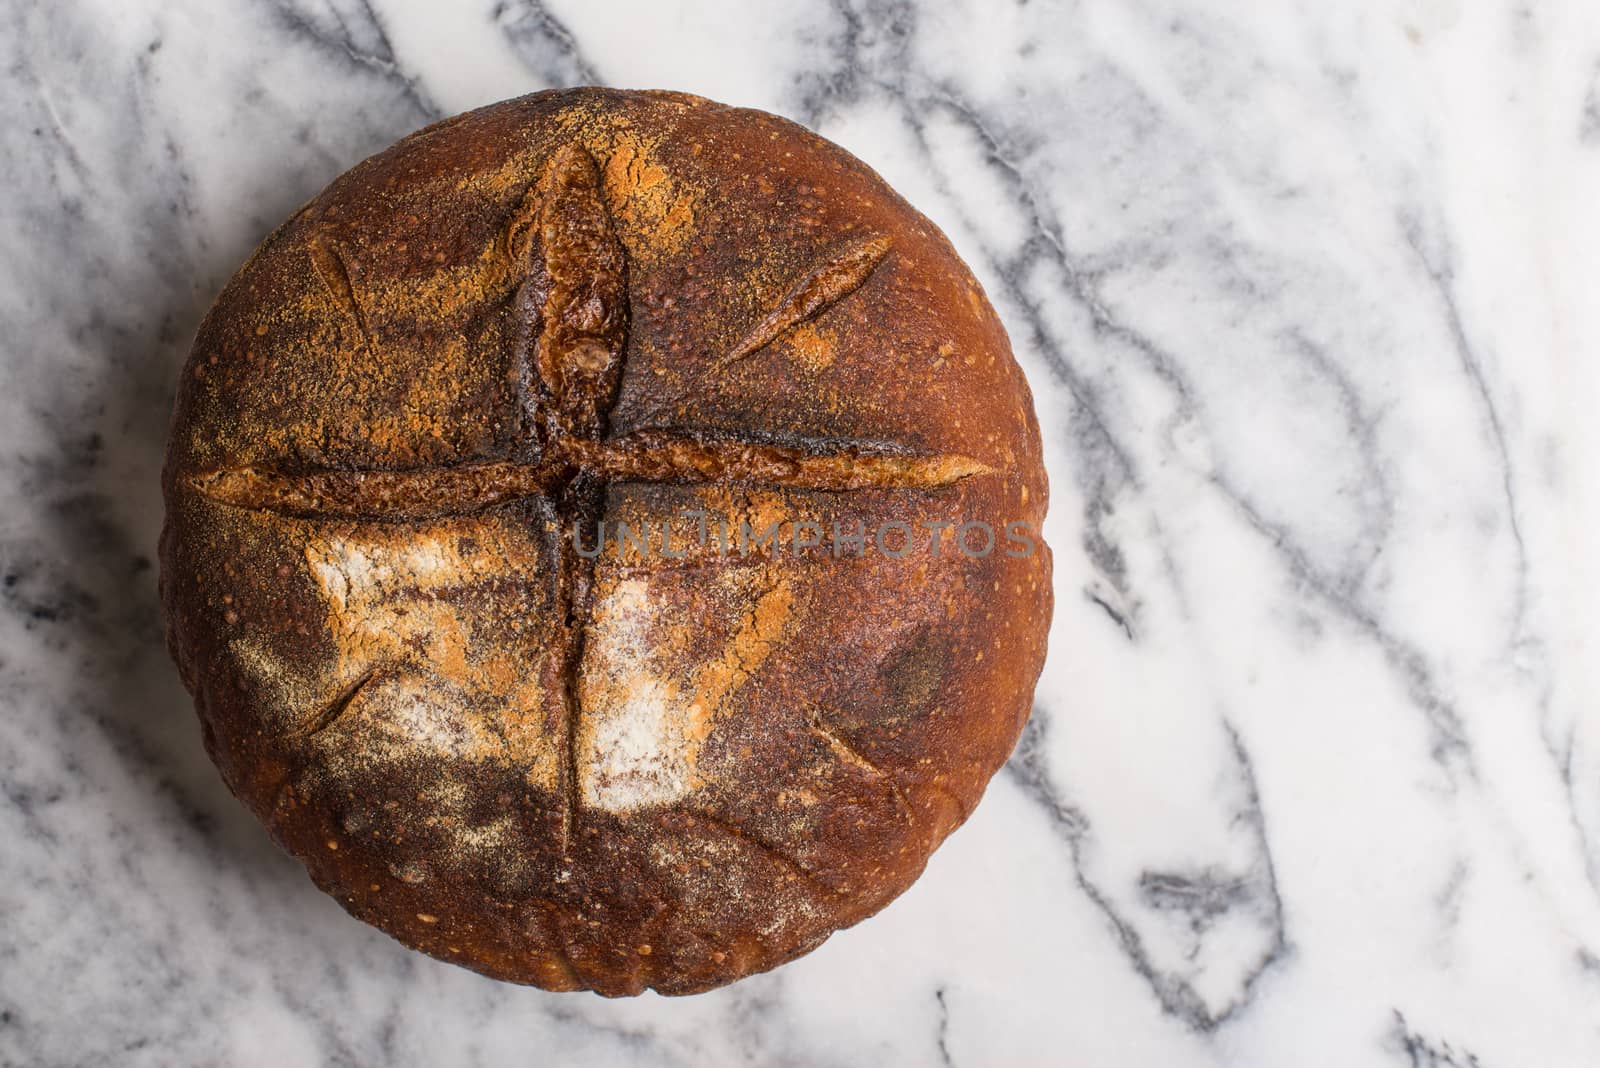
[187,142,994,848]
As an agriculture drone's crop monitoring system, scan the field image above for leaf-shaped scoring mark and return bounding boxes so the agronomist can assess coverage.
[519,143,629,440]
[571,432,992,492]
[309,232,371,348]
[300,666,381,738]
[188,461,559,520]
[723,234,892,364]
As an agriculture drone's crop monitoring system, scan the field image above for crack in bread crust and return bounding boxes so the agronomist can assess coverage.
[185,436,990,519]
[725,234,893,364]
[300,665,381,738]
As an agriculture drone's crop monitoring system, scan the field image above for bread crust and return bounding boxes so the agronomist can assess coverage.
[160,88,1051,995]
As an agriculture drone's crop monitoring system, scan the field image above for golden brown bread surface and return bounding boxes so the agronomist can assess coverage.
[159,88,1052,996]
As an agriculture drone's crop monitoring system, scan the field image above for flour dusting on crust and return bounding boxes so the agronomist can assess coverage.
[579,573,799,812]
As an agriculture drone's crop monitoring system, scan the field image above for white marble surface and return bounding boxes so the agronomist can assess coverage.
[4,0,1600,1064]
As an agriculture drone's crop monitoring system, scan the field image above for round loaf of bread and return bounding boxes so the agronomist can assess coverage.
[160,88,1051,995]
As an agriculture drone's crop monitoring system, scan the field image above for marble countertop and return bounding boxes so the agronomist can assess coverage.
[5,0,1599,1064]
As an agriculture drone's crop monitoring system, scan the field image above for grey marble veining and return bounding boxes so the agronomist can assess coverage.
[4,1,1600,1064]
